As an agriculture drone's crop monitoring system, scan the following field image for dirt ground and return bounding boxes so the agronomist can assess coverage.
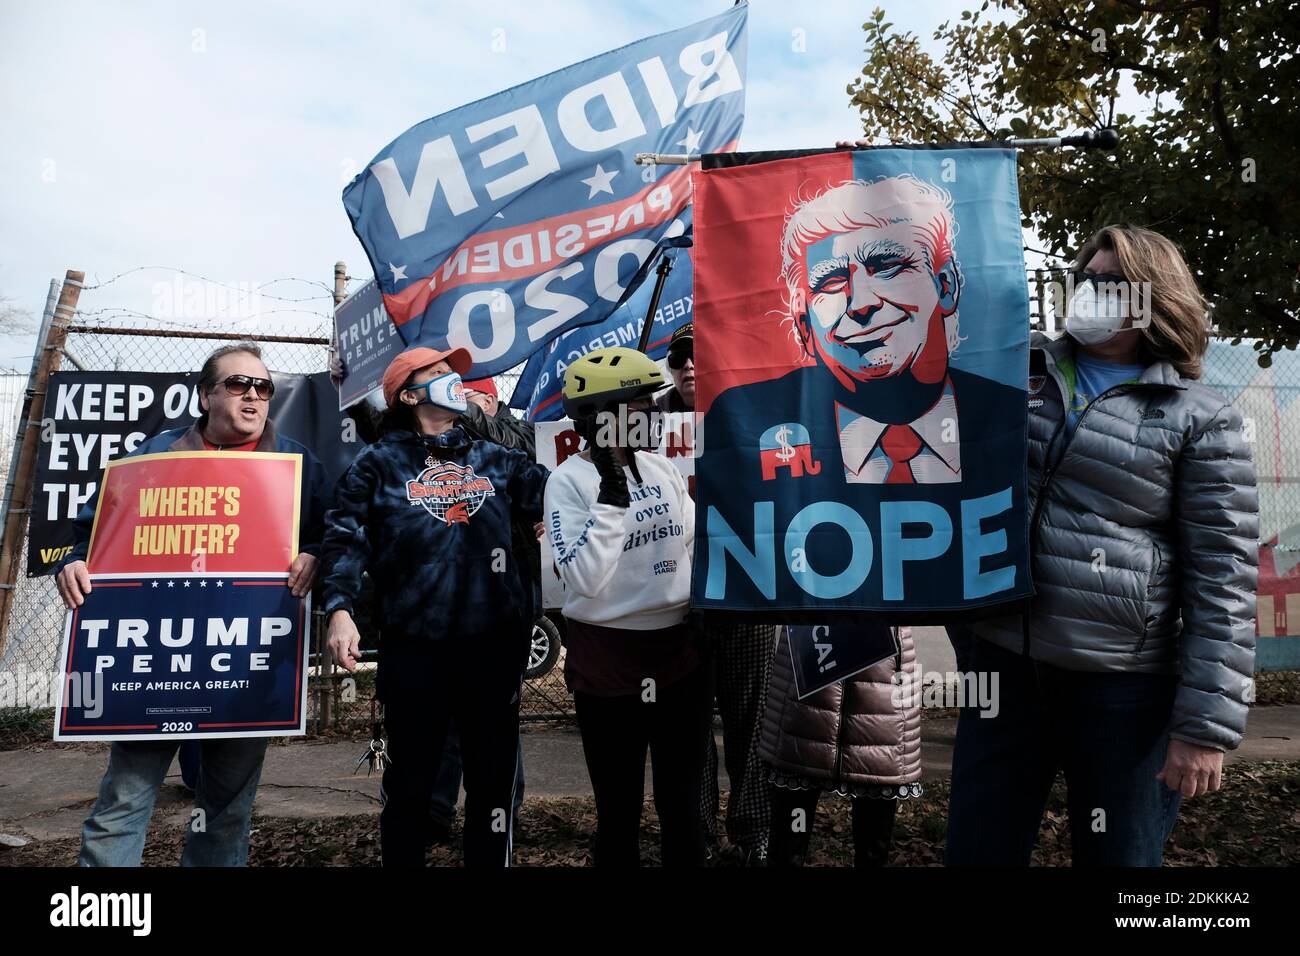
[4,759,1296,868]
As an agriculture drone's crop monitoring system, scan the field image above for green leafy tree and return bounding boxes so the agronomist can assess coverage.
[849,1,1299,361]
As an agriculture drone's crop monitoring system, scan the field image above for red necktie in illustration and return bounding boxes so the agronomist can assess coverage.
[880,425,923,484]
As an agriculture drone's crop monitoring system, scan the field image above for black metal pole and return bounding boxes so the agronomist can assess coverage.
[1004,128,1120,150]
[636,251,675,353]
[633,128,1122,167]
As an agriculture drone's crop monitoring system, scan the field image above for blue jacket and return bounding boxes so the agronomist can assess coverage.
[320,426,549,643]
[58,420,332,570]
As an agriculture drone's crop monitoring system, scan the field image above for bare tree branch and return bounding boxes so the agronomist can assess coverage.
[0,297,35,336]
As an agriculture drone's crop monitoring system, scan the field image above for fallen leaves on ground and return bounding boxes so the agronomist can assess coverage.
[4,760,1296,868]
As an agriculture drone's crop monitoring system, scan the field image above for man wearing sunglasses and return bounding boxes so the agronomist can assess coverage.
[54,342,332,867]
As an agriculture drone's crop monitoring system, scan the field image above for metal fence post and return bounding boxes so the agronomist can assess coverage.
[1035,268,1047,332]
[0,272,82,660]
[0,279,58,544]
[313,607,329,734]
[315,262,348,732]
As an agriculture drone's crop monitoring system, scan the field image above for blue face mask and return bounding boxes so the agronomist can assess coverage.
[408,372,467,413]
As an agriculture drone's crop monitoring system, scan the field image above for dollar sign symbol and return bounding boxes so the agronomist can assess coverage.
[774,424,796,462]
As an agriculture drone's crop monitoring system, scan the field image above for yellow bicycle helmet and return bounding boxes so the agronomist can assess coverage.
[561,346,665,420]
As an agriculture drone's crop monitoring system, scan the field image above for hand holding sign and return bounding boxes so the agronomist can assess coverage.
[287,553,318,598]
[55,560,92,610]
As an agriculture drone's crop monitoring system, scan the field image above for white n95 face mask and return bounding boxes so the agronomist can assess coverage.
[413,372,467,413]
[1065,279,1129,345]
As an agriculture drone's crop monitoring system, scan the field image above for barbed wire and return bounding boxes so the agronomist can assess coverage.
[69,266,364,337]
[82,266,341,302]
[71,306,333,332]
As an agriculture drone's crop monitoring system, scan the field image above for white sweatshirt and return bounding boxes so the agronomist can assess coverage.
[544,451,694,630]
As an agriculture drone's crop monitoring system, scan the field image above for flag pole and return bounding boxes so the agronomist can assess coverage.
[630,129,1119,359]
[635,250,675,354]
[635,152,695,165]
[1005,129,1120,150]
[633,128,1121,166]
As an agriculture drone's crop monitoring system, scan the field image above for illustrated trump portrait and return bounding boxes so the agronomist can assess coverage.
[692,147,1031,617]
[751,173,1020,485]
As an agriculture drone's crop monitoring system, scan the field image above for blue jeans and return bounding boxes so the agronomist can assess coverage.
[429,723,525,826]
[79,738,269,867]
[946,637,1183,867]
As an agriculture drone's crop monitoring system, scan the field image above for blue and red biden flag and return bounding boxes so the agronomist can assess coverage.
[343,5,746,379]
[510,245,694,422]
[691,146,1032,622]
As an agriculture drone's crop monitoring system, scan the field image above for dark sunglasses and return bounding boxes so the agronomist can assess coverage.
[220,374,275,399]
[1071,269,1129,287]
[667,346,693,370]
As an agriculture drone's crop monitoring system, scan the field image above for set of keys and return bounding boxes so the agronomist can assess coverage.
[354,716,392,776]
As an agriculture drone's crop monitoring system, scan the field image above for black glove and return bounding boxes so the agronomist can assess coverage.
[591,442,630,507]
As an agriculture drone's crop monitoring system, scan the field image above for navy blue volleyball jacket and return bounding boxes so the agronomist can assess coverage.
[320,426,549,643]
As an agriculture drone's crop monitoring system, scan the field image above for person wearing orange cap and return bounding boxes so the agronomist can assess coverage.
[329,358,540,846]
[320,345,549,868]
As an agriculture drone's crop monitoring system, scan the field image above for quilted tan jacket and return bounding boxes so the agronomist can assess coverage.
[758,625,922,793]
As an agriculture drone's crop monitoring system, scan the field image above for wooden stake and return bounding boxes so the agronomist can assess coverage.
[0,270,84,660]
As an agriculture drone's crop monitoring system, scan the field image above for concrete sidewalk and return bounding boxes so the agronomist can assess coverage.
[3,706,1297,846]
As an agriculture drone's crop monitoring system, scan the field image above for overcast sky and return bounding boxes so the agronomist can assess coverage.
[0,0,974,368]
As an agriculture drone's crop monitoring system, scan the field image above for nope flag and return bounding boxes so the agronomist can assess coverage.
[511,246,694,422]
[691,146,1032,622]
[343,5,746,379]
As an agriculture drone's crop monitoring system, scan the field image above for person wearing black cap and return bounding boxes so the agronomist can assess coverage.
[656,323,696,414]
[656,322,777,865]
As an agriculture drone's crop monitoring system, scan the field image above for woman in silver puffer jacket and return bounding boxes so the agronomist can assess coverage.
[759,625,921,867]
[947,225,1258,867]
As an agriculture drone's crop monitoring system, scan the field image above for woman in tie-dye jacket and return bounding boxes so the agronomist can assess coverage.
[321,346,548,869]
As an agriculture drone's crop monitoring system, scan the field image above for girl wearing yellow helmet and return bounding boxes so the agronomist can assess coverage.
[544,346,707,867]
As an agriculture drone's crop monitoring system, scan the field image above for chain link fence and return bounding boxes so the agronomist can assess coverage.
[0,370,25,492]
[1201,340,1300,669]
[2,269,1296,736]
[0,302,549,734]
